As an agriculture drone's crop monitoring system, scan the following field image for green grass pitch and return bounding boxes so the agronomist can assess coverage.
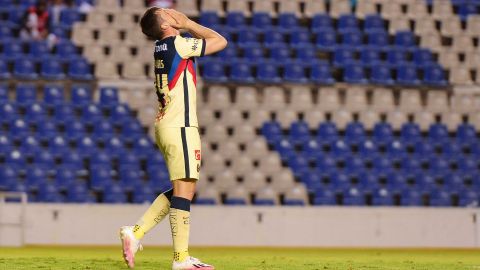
[0,246,479,270]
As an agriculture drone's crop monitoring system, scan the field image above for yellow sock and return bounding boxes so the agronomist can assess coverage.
[169,196,191,262]
[133,189,173,240]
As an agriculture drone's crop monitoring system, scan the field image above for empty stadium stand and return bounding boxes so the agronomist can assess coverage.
[0,0,479,206]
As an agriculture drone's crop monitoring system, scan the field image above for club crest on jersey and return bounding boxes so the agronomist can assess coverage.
[195,150,201,160]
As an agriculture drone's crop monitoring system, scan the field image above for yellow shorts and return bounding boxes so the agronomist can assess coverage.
[154,126,201,181]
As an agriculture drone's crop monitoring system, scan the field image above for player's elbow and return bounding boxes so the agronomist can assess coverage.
[219,36,228,50]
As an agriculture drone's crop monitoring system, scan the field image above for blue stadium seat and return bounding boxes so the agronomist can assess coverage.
[283,64,308,83]
[19,0,36,7]
[343,187,365,206]
[360,48,382,66]
[16,83,36,104]
[28,41,50,60]
[2,42,24,60]
[237,28,260,47]
[289,30,312,48]
[99,87,119,105]
[76,137,97,156]
[0,60,11,79]
[61,152,84,171]
[456,124,476,141]
[13,59,38,80]
[458,190,479,207]
[0,84,7,102]
[25,102,46,123]
[71,84,92,105]
[394,31,416,49]
[340,31,364,47]
[37,183,64,202]
[295,47,315,61]
[269,46,290,60]
[133,184,155,204]
[34,151,55,167]
[256,63,281,83]
[370,64,394,85]
[278,13,298,29]
[366,31,389,48]
[81,104,103,123]
[122,120,144,140]
[18,135,41,156]
[68,59,93,80]
[55,40,78,61]
[372,188,393,206]
[59,8,80,26]
[7,8,26,26]
[202,61,227,82]
[261,121,283,144]
[93,120,114,141]
[289,121,310,145]
[387,48,408,66]
[54,104,75,123]
[275,139,295,162]
[263,31,286,48]
[428,123,449,141]
[344,65,368,84]
[230,62,254,83]
[310,63,335,84]
[199,12,220,28]
[243,45,264,62]
[311,14,333,31]
[401,123,422,142]
[67,181,95,203]
[396,64,421,86]
[48,135,68,156]
[315,29,337,51]
[0,103,17,123]
[252,12,272,28]
[43,84,65,104]
[423,64,447,86]
[9,120,31,138]
[412,48,434,67]
[338,15,359,33]
[111,104,133,124]
[333,47,355,66]
[364,15,385,32]
[317,122,338,142]
[400,189,423,206]
[345,122,366,142]
[331,139,350,158]
[0,25,12,39]
[90,167,113,191]
[0,165,17,190]
[458,2,477,20]
[41,59,66,80]
[358,139,378,158]
[120,169,144,191]
[226,12,245,28]
[429,190,452,207]
[106,137,127,155]
[25,166,48,191]
[313,188,336,205]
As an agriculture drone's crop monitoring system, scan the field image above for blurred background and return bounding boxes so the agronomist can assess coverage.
[0,0,479,248]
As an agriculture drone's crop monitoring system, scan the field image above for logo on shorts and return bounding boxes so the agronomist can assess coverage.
[195,150,201,160]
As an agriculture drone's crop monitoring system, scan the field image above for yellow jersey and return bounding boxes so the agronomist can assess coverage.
[153,35,206,128]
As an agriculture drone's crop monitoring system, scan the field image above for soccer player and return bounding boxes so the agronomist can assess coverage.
[119,8,227,270]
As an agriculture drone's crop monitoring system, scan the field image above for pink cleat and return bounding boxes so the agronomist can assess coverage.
[119,226,143,268]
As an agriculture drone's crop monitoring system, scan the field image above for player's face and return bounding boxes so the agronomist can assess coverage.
[156,10,180,36]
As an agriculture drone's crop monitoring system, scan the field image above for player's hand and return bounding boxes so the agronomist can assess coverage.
[162,9,190,29]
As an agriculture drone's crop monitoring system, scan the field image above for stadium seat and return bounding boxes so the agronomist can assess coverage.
[41,59,66,80]
[68,60,93,80]
[13,59,38,80]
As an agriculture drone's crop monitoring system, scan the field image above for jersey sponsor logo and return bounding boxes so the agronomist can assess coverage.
[191,39,199,51]
[155,43,167,52]
[194,150,201,160]
[197,163,200,173]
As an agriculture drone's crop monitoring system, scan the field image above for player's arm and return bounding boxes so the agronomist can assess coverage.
[162,9,227,56]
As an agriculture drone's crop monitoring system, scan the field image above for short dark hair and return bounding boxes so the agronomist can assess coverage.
[140,7,163,39]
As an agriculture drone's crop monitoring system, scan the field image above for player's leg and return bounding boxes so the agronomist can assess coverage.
[170,127,213,269]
